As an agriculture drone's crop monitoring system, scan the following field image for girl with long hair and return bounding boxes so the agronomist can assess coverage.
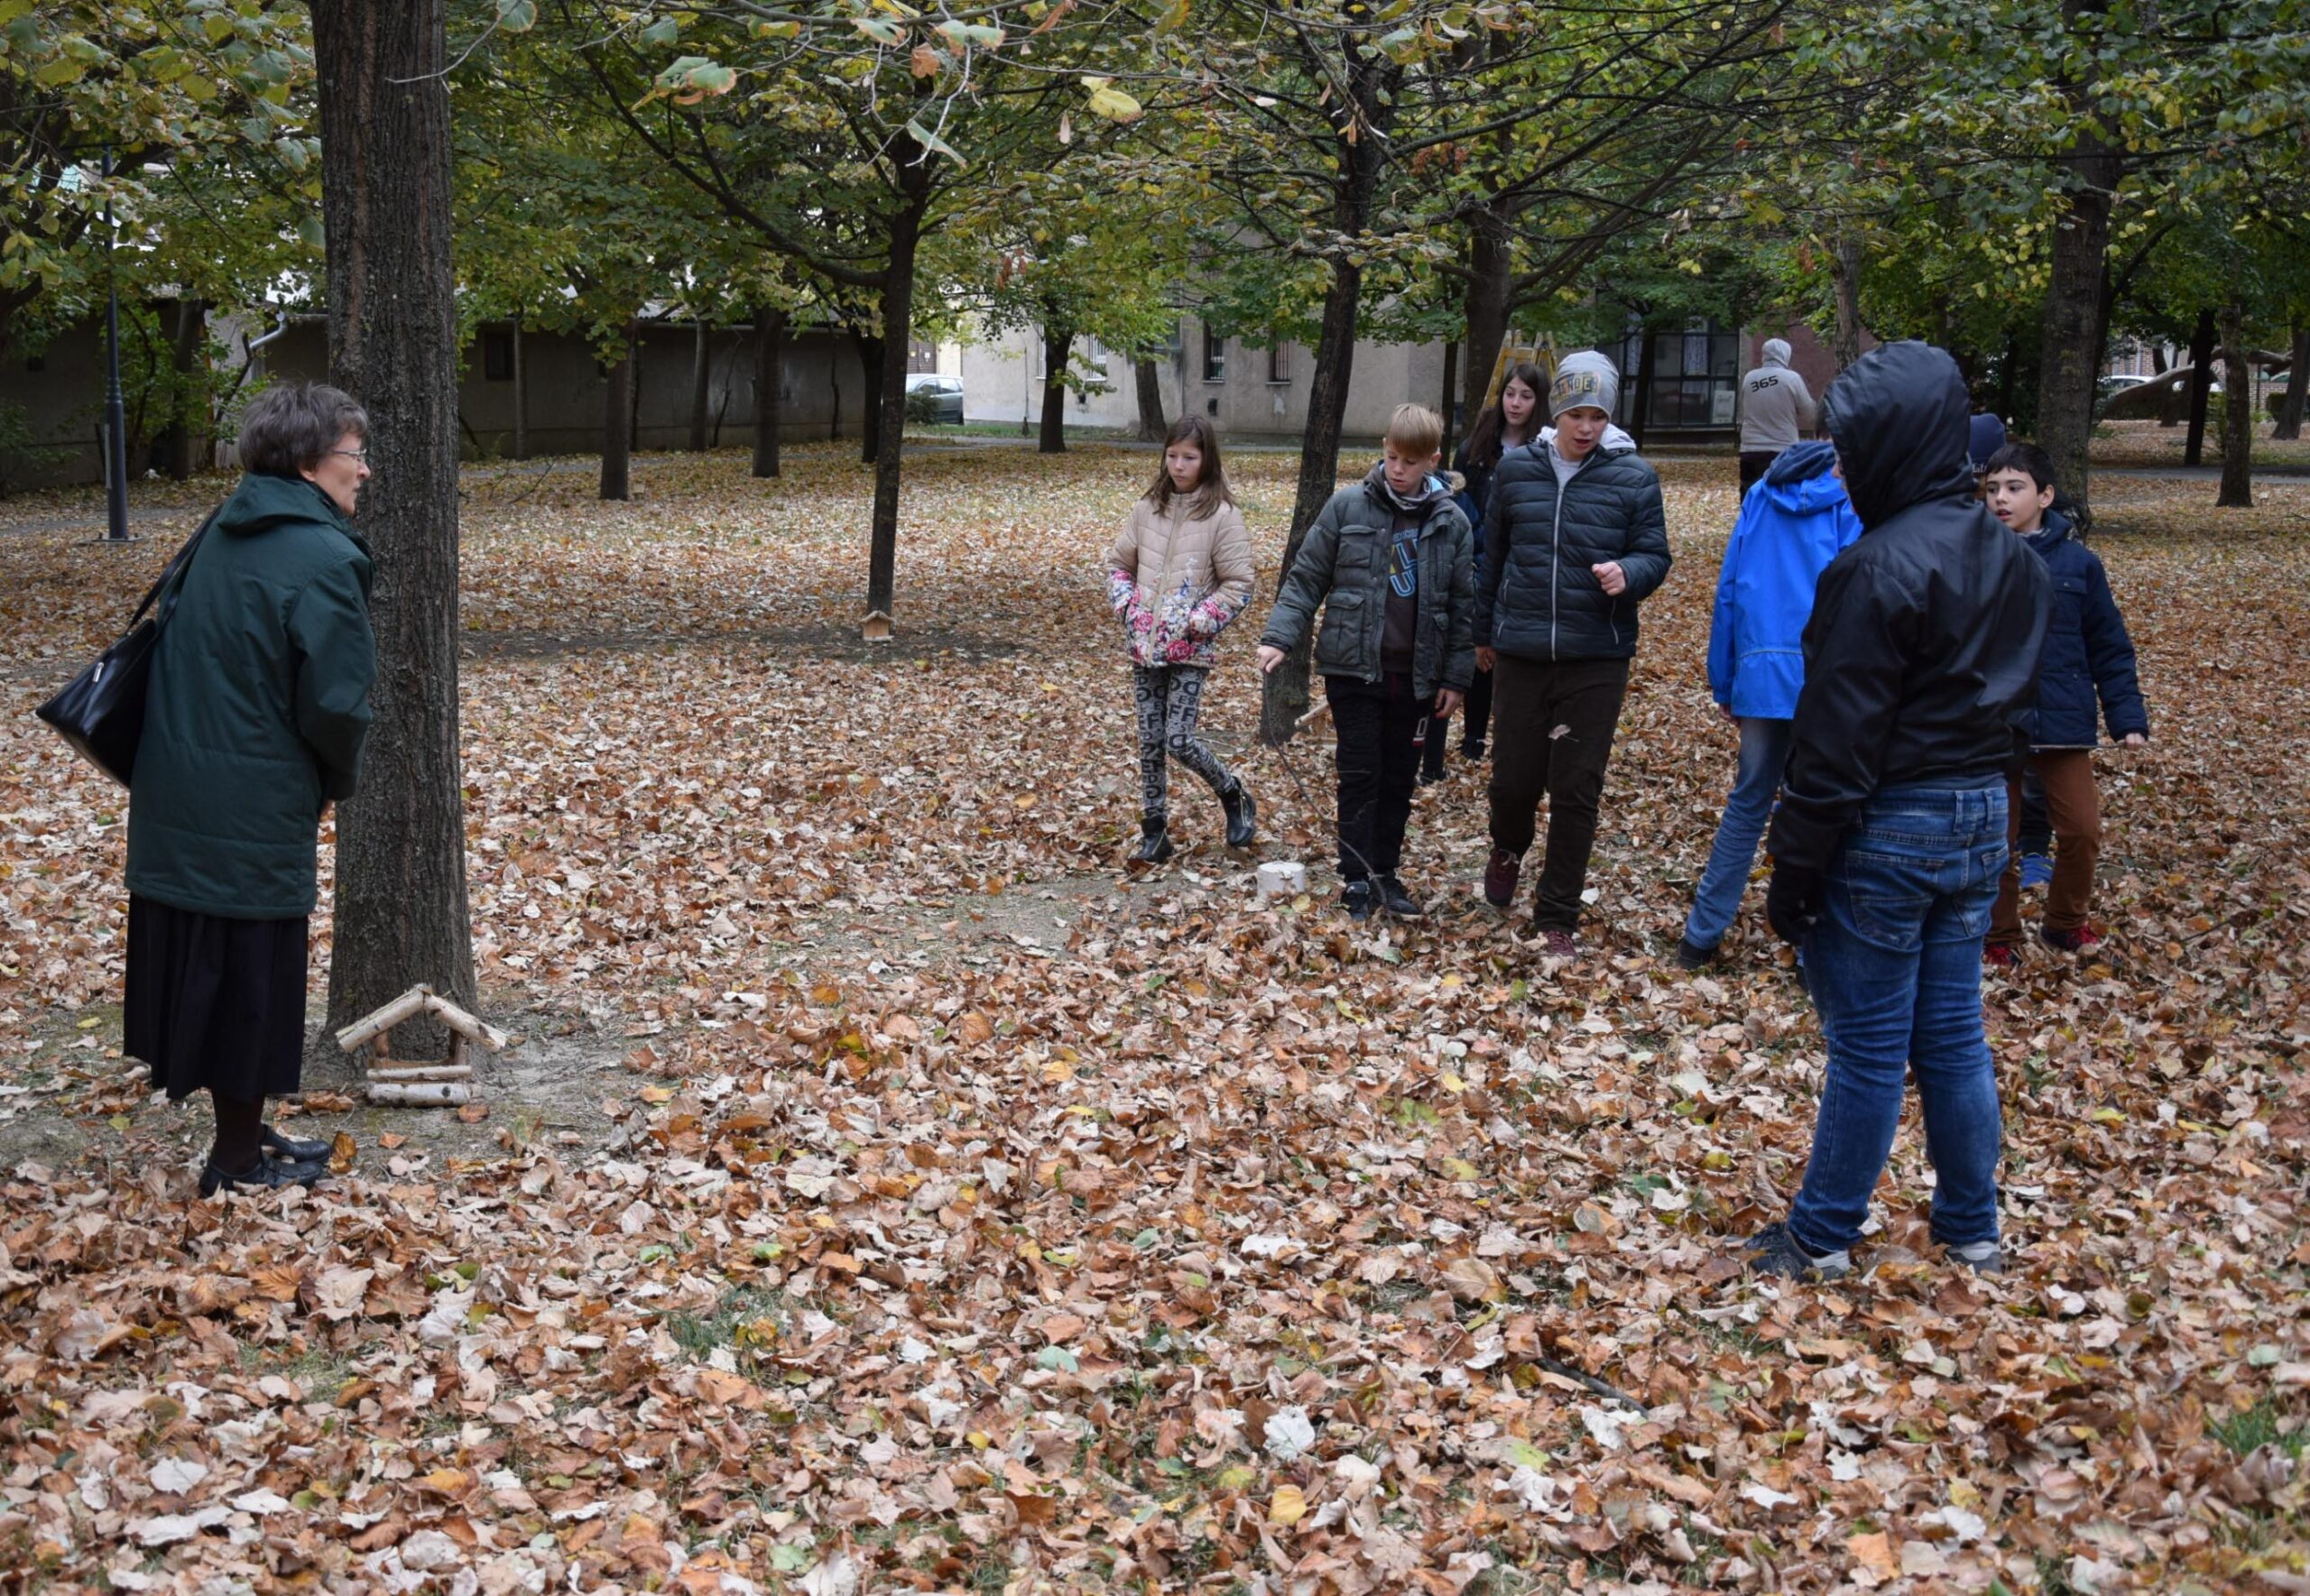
[1428,360,1544,780]
[1104,415,1258,862]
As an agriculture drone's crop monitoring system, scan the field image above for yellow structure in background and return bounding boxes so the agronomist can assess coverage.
[1481,340,1558,410]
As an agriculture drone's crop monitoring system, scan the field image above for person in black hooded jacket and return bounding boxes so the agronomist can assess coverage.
[1742,340,2050,1283]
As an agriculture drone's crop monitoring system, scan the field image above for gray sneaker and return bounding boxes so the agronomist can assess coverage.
[1946,1239,2005,1275]
[1742,1222,1851,1281]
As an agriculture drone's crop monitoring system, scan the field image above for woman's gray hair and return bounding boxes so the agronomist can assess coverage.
[238,381,368,476]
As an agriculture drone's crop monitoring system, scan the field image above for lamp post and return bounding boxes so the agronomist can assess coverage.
[101,149,131,542]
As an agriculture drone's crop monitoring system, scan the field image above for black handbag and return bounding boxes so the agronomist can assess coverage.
[34,511,217,787]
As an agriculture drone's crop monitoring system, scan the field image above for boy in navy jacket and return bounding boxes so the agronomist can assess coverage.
[1981,442,2148,963]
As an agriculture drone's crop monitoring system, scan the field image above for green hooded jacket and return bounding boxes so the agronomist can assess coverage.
[126,473,376,919]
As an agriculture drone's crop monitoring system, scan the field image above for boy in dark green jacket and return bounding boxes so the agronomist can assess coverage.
[1260,404,1474,920]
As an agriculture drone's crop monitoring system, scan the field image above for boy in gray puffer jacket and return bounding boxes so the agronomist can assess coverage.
[1474,351,1672,957]
[1261,404,1474,921]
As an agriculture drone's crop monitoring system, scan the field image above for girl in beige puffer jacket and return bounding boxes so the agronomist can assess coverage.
[1104,416,1257,862]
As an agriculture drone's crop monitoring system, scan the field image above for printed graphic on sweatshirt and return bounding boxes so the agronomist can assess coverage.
[1389,526,1419,598]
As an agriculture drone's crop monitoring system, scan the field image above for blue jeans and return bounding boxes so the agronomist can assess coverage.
[1787,780,2008,1257]
[1684,716,1794,950]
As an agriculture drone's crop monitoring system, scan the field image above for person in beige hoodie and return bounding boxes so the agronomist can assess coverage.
[1105,416,1258,862]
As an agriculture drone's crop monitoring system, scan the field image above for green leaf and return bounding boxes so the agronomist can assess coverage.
[639,17,679,46]
[855,16,905,44]
[496,0,537,31]
[1083,77,1142,122]
[905,117,967,166]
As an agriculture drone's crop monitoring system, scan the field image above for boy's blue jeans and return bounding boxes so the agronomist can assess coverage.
[1684,716,1794,950]
[1787,780,2009,1259]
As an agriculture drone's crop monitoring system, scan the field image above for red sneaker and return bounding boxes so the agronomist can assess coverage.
[2041,924,2103,955]
[1483,847,1521,909]
[1982,941,2019,970]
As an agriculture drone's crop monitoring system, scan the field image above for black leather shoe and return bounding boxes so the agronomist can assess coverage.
[1130,818,1174,864]
[199,1153,328,1197]
[1373,873,1424,918]
[262,1124,332,1163]
[1342,881,1375,921]
[1219,781,1257,849]
[1673,936,1716,972]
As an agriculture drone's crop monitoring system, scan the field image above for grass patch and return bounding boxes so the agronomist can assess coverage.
[665,1282,789,1365]
[2211,1396,2306,1460]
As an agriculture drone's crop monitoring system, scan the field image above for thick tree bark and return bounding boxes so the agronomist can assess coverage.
[600,330,633,501]
[863,185,928,626]
[2184,308,2216,467]
[2034,48,2119,514]
[1460,199,1513,429]
[1829,232,1865,372]
[2274,323,2308,441]
[1260,50,1400,746]
[310,0,476,1034]
[1133,356,1165,440]
[688,318,711,452]
[852,329,884,464]
[511,318,526,460]
[2217,303,2253,508]
[161,297,206,481]
[753,307,785,476]
[1038,319,1073,454]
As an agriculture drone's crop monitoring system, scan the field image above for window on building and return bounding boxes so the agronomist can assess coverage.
[482,329,515,382]
[1613,314,1742,431]
[1267,343,1289,384]
[1202,325,1226,383]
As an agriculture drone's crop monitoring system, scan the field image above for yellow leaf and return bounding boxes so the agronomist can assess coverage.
[1040,1056,1075,1084]
[1269,1484,1307,1526]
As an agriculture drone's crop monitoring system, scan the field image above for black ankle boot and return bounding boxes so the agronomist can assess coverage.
[1219,780,1256,848]
[1131,817,1174,863]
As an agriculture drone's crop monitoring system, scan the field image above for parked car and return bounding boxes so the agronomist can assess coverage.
[905,374,966,424]
[2097,374,2147,399]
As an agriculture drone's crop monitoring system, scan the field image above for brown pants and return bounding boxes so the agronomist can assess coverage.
[1989,749,2101,943]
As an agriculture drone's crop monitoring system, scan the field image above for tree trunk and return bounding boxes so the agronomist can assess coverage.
[2150,344,2167,376]
[1629,318,1660,450]
[688,317,711,452]
[1460,198,1512,429]
[600,330,633,500]
[511,318,526,460]
[2217,302,2253,508]
[852,329,884,465]
[2273,322,2308,441]
[753,307,785,476]
[2184,308,2216,467]
[1259,50,1399,747]
[1133,355,1165,441]
[1439,339,1459,461]
[1827,233,1865,372]
[310,0,476,1035]
[1038,320,1073,454]
[629,330,643,449]
[159,298,206,481]
[2034,171,2115,514]
[863,189,926,626]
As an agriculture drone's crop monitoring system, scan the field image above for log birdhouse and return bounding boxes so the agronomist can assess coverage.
[337,984,510,1106]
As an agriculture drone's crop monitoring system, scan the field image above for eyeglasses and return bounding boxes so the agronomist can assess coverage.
[328,447,369,466]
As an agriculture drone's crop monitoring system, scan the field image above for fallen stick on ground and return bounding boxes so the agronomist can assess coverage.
[367,1063,475,1083]
[366,1081,476,1106]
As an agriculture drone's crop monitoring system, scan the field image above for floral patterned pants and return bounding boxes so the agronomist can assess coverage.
[1132,666,1235,822]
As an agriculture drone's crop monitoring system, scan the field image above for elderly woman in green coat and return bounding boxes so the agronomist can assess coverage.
[125,381,376,1195]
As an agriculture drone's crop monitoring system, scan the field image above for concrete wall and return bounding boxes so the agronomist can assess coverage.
[1,311,872,491]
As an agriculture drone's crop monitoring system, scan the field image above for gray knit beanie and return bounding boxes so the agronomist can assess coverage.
[1548,351,1620,419]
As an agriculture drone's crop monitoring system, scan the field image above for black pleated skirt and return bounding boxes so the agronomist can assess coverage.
[124,895,310,1102]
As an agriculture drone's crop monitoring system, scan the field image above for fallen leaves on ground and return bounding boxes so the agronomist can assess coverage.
[0,442,2303,1593]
